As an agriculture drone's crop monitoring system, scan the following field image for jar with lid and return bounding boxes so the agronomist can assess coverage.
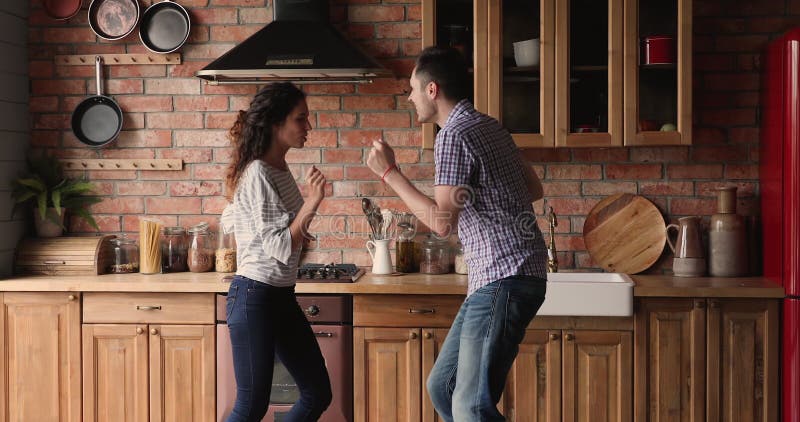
[395,212,417,273]
[454,241,468,274]
[187,222,215,272]
[109,235,139,274]
[161,226,188,273]
[216,224,236,273]
[420,236,450,275]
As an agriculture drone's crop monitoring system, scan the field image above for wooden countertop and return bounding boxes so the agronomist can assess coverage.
[0,272,785,298]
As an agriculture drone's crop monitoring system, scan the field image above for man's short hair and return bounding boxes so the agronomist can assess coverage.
[414,46,469,102]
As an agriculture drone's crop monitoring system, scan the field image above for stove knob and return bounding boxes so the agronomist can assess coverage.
[305,305,320,316]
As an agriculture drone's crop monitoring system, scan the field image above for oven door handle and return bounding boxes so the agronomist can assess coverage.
[314,331,334,338]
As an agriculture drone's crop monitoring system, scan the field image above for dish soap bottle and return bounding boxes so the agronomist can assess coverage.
[709,186,748,277]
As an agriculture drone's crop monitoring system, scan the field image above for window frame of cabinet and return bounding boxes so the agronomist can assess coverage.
[623,0,692,146]
[634,297,779,422]
[0,292,81,422]
[81,292,216,422]
[422,0,691,149]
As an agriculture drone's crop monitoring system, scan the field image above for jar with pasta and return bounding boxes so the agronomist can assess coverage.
[216,224,236,273]
[109,235,139,274]
[139,219,163,274]
[187,222,215,272]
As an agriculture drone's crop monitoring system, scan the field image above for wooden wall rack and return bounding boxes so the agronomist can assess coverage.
[60,159,183,171]
[54,53,181,66]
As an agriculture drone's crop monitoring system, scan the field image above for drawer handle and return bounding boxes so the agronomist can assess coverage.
[409,308,435,314]
[136,305,162,311]
[565,333,575,341]
[43,260,65,265]
[314,331,334,338]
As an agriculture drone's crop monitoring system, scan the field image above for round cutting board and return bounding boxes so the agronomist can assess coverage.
[583,193,666,274]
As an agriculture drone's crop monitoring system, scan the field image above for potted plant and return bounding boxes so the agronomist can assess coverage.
[10,154,102,237]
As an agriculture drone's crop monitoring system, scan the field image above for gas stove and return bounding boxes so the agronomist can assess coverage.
[296,263,364,282]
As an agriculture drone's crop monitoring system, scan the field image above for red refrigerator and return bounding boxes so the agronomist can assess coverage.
[761,28,800,422]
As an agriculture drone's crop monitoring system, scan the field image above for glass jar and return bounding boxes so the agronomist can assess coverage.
[420,237,450,275]
[109,235,139,274]
[454,241,468,274]
[161,226,188,273]
[216,224,236,273]
[187,222,215,272]
[396,239,417,273]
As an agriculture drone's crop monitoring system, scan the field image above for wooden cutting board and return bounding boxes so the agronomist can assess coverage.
[583,193,666,274]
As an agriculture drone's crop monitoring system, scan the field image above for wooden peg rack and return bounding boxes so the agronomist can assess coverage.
[54,53,181,66]
[60,159,183,171]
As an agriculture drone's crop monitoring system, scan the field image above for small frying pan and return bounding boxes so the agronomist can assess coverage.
[71,56,123,147]
[88,0,140,40]
[139,0,191,54]
[43,0,82,20]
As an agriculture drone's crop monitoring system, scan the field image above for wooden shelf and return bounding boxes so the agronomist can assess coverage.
[60,159,183,171]
[54,53,181,66]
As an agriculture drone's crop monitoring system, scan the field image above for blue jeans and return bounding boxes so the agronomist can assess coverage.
[225,276,332,422]
[426,275,546,422]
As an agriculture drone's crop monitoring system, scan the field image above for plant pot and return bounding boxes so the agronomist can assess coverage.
[34,207,65,238]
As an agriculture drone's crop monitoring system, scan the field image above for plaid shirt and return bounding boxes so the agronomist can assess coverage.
[434,100,547,295]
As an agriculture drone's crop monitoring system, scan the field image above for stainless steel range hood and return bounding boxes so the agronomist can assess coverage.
[196,0,392,85]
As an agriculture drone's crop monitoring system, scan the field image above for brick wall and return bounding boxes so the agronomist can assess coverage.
[25,0,800,271]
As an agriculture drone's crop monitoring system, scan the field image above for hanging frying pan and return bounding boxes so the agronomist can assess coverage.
[139,0,191,54]
[43,0,82,20]
[71,56,123,147]
[88,0,140,40]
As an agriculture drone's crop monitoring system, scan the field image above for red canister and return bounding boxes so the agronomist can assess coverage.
[642,36,676,65]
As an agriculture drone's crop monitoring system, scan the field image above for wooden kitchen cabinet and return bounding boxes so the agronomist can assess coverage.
[353,295,461,422]
[0,292,81,422]
[634,298,779,422]
[503,329,632,422]
[82,293,216,422]
[421,0,691,148]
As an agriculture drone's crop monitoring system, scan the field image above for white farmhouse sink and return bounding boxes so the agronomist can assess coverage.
[537,272,634,317]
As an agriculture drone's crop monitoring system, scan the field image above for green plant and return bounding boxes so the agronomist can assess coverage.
[10,154,102,231]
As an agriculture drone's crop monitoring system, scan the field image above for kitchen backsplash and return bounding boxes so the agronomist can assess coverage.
[25,0,800,271]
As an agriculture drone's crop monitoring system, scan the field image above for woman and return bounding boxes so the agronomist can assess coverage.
[222,82,331,422]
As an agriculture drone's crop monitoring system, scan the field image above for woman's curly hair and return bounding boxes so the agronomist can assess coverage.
[225,82,306,199]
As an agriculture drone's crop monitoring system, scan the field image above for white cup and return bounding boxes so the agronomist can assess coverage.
[513,38,540,67]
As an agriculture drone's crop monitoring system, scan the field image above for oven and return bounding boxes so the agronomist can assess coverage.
[217,264,358,422]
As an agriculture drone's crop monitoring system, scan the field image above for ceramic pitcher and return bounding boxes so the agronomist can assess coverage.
[666,216,704,258]
[366,238,393,274]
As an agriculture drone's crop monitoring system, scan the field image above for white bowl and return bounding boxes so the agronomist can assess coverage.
[513,38,540,67]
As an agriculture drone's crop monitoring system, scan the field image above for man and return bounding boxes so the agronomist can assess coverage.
[366,46,548,421]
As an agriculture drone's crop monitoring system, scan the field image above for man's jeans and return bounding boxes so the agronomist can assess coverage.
[426,275,546,422]
[225,276,332,422]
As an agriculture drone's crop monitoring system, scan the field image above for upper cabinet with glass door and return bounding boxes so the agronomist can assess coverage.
[624,0,691,146]
[421,0,478,149]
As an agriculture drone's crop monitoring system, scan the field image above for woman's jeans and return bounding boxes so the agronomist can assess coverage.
[426,275,546,422]
[225,276,332,422]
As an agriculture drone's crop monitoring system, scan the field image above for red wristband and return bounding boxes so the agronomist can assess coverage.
[381,164,398,183]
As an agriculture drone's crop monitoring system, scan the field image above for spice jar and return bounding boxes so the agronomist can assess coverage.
[187,222,215,272]
[420,236,450,274]
[454,241,468,274]
[216,224,236,273]
[395,212,417,273]
[161,226,188,273]
[109,235,139,274]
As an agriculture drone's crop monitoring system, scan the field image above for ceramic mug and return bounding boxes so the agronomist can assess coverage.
[366,238,393,275]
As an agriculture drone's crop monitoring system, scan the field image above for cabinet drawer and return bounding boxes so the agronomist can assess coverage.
[354,295,463,327]
[83,293,214,324]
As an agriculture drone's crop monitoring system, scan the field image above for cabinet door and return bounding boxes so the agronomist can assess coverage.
[483,0,556,148]
[633,298,705,422]
[82,324,149,422]
[706,299,779,422]
[354,327,422,422]
[503,329,561,422]
[623,0,692,145]
[562,330,632,422]
[0,292,81,422]
[149,325,215,422]
[555,0,624,147]
[422,328,449,422]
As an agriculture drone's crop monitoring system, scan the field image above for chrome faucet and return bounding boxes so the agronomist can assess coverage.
[547,206,558,273]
